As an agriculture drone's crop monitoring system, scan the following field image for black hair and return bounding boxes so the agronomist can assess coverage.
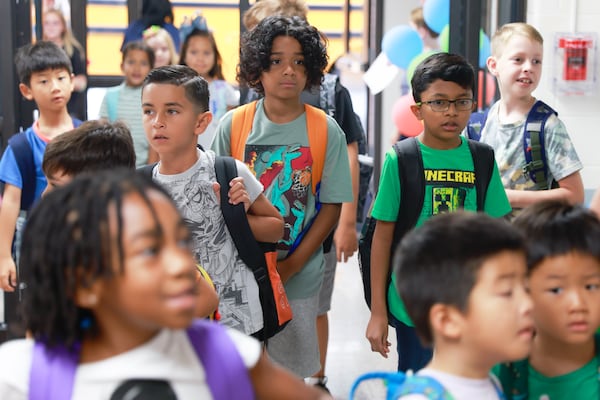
[143,64,210,112]
[20,169,175,349]
[42,119,136,178]
[512,200,600,272]
[141,0,174,27]
[122,40,156,68]
[394,211,525,346]
[238,15,328,95]
[179,28,225,80]
[14,41,73,86]
[410,52,475,103]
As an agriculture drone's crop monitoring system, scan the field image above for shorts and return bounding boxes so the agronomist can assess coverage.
[318,247,337,315]
[265,294,320,378]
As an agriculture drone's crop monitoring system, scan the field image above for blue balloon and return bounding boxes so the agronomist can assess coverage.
[382,25,423,69]
[423,0,450,34]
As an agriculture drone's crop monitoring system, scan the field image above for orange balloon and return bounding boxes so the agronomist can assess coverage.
[392,94,423,137]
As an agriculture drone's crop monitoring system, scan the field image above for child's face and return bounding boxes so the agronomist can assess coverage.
[42,169,72,197]
[19,68,73,113]
[410,79,474,149]
[146,35,172,68]
[528,251,600,345]
[121,49,152,87]
[458,250,534,365]
[95,190,198,333]
[142,83,211,157]
[42,12,64,42]
[488,34,543,99]
[184,36,215,78]
[260,35,307,101]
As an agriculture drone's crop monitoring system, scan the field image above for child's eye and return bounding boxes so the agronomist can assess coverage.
[499,290,514,298]
[532,59,542,65]
[167,109,179,115]
[585,283,599,291]
[142,109,155,116]
[295,59,305,65]
[270,59,281,65]
[141,245,160,257]
[548,287,563,294]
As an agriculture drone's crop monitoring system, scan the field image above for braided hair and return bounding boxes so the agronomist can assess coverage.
[20,168,175,349]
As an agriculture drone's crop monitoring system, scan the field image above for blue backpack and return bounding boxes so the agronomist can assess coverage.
[28,319,255,400]
[466,100,558,190]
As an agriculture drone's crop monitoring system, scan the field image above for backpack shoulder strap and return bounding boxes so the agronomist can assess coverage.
[186,320,255,400]
[105,86,121,122]
[495,359,529,400]
[393,137,425,244]
[522,100,557,190]
[467,139,495,211]
[304,104,328,196]
[230,101,257,161]
[398,375,454,399]
[29,341,79,400]
[466,108,490,141]
[8,132,35,211]
[137,162,158,180]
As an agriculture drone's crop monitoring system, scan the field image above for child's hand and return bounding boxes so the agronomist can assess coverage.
[334,223,358,263]
[0,255,17,292]
[366,314,391,358]
[228,177,250,212]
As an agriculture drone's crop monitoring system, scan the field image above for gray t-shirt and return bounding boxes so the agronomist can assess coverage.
[480,101,582,191]
[152,149,264,336]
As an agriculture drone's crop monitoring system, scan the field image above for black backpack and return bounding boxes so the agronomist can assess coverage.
[358,137,495,310]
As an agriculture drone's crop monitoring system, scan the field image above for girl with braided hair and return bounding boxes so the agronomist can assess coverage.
[0,169,330,399]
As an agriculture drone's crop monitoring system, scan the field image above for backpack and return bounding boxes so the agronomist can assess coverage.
[139,155,292,341]
[230,100,328,255]
[6,119,83,212]
[466,100,558,190]
[28,319,255,400]
[358,137,495,310]
[349,371,454,399]
[104,86,121,122]
[495,333,600,400]
[302,73,374,224]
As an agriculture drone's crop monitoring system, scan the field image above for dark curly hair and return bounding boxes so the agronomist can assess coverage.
[20,169,175,349]
[237,15,328,95]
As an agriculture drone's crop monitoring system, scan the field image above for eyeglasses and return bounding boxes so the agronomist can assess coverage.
[416,98,475,112]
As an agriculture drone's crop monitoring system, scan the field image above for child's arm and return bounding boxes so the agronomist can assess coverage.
[247,194,284,243]
[365,219,394,358]
[277,203,341,283]
[334,141,359,262]
[506,171,584,208]
[250,351,332,399]
[0,184,21,292]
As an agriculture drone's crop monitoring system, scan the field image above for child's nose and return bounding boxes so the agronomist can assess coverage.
[152,114,165,128]
[282,62,295,75]
[165,248,196,278]
[567,288,588,311]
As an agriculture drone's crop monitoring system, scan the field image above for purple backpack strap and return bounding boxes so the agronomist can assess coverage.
[29,341,79,400]
[186,319,255,400]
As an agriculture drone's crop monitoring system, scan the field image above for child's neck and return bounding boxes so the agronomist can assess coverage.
[426,346,493,379]
[79,325,159,363]
[262,97,304,124]
[418,132,462,150]
[497,95,536,124]
[529,333,596,377]
[157,145,200,175]
[37,109,73,140]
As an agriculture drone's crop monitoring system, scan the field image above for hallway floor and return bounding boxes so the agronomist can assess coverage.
[323,254,397,399]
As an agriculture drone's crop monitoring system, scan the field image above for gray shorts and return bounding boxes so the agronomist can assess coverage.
[266,294,320,378]
[318,248,337,315]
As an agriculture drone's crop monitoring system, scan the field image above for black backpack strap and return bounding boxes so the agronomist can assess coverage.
[393,137,425,246]
[8,133,35,211]
[213,156,277,339]
[137,162,158,179]
[467,140,495,211]
[522,100,557,190]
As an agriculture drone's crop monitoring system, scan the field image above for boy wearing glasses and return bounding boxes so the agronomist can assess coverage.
[480,23,583,212]
[366,52,511,373]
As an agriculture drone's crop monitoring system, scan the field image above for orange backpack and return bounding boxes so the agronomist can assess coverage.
[230,100,328,196]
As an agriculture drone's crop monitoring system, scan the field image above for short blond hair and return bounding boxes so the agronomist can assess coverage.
[143,26,178,66]
[491,22,544,57]
[243,0,309,30]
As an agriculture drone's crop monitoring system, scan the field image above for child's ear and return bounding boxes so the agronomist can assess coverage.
[486,56,498,76]
[429,303,462,340]
[194,111,213,136]
[19,83,33,101]
[410,104,423,121]
[74,278,104,310]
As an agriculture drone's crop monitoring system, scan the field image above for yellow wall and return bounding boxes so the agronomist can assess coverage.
[86,0,365,83]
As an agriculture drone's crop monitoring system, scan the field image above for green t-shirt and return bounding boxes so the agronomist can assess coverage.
[212,99,353,299]
[371,137,511,325]
[528,356,599,399]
